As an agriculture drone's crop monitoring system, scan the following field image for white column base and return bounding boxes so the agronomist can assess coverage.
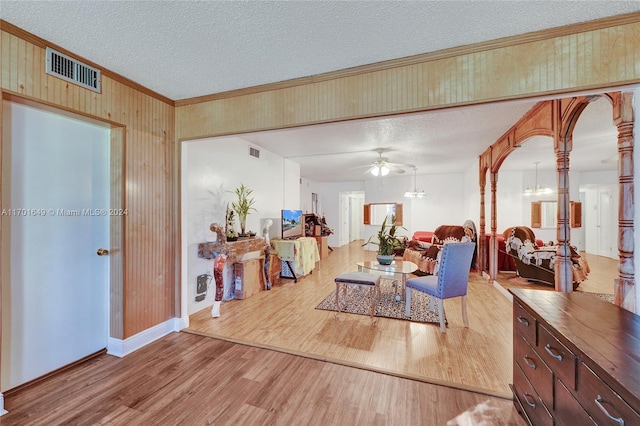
[0,392,7,416]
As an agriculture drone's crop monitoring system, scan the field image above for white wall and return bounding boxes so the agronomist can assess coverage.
[181,136,296,316]
[314,181,365,247]
[283,159,300,210]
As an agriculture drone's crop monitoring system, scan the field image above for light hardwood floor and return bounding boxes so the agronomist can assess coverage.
[1,332,523,425]
[5,242,612,424]
[187,242,617,400]
[188,241,516,398]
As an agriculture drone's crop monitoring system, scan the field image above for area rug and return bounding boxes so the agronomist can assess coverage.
[315,278,442,324]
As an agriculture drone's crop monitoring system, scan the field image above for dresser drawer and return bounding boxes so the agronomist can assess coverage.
[514,301,537,345]
[513,362,553,426]
[514,333,553,410]
[555,377,596,426]
[576,362,640,425]
[538,324,576,389]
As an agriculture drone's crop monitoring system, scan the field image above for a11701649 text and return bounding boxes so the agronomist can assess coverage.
[1,208,128,217]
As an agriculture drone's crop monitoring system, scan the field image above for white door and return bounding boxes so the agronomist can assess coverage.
[1,101,110,391]
[597,189,615,258]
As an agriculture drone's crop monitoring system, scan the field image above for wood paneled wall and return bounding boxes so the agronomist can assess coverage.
[176,14,640,141]
[0,24,176,339]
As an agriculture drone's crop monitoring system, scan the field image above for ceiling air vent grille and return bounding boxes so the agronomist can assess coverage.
[249,146,260,159]
[45,47,101,93]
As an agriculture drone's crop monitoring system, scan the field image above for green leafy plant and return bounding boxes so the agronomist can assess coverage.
[230,184,257,236]
[362,214,406,255]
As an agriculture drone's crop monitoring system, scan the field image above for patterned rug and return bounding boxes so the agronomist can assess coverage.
[315,278,442,324]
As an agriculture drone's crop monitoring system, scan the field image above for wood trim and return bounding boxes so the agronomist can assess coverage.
[3,91,123,128]
[0,20,174,106]
[531,201,542,228]
[570,201,582,228]
[176,11,640,106]
[363,204,371,225]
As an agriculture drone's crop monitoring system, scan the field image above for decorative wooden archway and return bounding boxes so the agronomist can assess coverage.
[479,92,635,312]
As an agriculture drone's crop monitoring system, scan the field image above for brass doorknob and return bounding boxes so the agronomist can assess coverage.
[97,248,109,256]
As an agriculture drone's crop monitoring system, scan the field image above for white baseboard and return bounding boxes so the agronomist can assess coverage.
[107,317,184,358]
[0,392,7,416]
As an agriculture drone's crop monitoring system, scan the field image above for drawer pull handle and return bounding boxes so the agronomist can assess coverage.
[544,343,563,361]
[595,395,625,425]
[523,355,536,369]
[517,316,529,326]
[523,392,536,409]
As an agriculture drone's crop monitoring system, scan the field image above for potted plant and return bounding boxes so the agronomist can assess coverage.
[230,183,257,237]
[362,214,406,265]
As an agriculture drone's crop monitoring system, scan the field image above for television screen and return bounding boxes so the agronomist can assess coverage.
[281,209,303,240]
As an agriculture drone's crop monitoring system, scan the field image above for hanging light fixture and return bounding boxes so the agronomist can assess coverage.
[524,161,552,196]
[404,167,425,198]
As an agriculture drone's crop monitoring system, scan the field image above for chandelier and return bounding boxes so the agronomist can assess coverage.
[524,161,552,196]
[404,167,425,198]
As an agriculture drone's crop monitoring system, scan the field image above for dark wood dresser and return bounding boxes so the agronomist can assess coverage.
[510,289,640,425]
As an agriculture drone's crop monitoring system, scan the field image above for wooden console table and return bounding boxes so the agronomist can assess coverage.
[510,289,640,425]
[198,237,268,299]
[198,237,267,261]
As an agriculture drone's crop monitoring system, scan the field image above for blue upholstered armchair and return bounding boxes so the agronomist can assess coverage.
[404,242,476,333]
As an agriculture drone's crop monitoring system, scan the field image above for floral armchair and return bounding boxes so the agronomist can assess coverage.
[403,220,477,275]
[505,226,590,290]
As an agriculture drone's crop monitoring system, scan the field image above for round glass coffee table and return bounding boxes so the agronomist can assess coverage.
[356,260,418,301]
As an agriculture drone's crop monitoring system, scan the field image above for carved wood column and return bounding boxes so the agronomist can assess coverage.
[555,136,573,292]
[477,154,487,275]
[613,92,635,311]
[479,167,487,277]
[490,171,498,280]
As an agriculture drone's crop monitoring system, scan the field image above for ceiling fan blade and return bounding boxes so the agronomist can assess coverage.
[388,164,406,174]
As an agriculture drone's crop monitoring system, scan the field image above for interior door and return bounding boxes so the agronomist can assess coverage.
[597,189,614,258]
[1,101,110,391]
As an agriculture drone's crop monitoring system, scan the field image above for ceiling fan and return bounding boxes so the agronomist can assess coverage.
[359,148,411,176]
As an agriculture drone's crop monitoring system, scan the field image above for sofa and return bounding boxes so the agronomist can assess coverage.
[505,226,590,290]
[483,228,544,272]
[403,220,477,275]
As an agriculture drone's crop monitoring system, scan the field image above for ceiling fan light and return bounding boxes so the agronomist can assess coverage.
[380,165,390,176]
[371,166,380,176]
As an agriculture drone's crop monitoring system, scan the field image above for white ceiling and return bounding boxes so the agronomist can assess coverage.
[1,1,635,182]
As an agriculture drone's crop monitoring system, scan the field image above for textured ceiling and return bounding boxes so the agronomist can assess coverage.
[1,1,635,182]
[2,1,639,100]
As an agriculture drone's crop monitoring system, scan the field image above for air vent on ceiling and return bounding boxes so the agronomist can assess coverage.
[45,47,101,93]
[249,146,260,159]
